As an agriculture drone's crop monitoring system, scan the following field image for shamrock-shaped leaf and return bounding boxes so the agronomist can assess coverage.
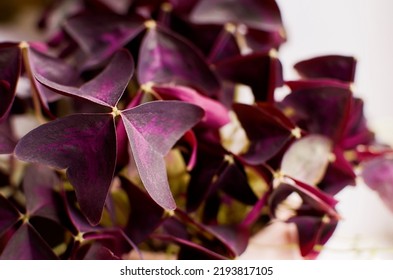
[0,43,21,121]
[0,195,20,237]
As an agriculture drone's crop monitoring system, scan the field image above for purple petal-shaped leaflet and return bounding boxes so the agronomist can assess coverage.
[121,101,204,210]
[15,113,117,225]
[0,43,21,121]
[34,49,134,108]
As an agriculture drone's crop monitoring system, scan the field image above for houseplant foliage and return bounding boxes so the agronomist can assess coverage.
[0,0,387,259]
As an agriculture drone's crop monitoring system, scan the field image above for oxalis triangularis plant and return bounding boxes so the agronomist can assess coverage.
[0,0,391,260]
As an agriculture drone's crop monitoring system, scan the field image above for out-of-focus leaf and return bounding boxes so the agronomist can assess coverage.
[34,49,134,108]
[0,43,21,121]
[215,52,283,102]
[294,55,357,83]
[288,215,337,257]
[0,195,20,237]
[207,27,241,63]
[23,164,62,222]
[206,225,249,256]
[280,83,352,143]
[64,11,145,67]
[121,101,204,210]
[15,113,117,225]
[0,121,16,154]
[138,26,221,98]
[152,84,230,128]
[233,103,293,164]
[78,243,120,260]
[361,157,393,213]
[0,223,58,260]
[189,0,283,32]
[281,135,333,185]
[120,177,164,244]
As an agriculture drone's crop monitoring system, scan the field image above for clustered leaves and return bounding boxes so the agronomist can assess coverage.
[0,0,389,260]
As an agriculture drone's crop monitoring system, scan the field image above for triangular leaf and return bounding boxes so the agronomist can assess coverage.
[0,195,20,237]
[121,101,204,209]
[34,49,134,108]
[15,113,117,225]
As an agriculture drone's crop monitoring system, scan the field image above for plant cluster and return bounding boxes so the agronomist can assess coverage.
[0,0,389,260]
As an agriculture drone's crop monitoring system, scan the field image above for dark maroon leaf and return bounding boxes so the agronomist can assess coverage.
[0,223,58,260]
[34,49,134,108]
[23,164,61,222]
[0,43,21,121]
[361,157,393,213]
[0,121,16,154]
[121,101,204,210]
[207,26,241,63]
[138,26,221,97]
[81,243,120,260]
[294,55,357,83]
[280,83,352,143]
[120,177,164,244]
[190,0,283,33]
[288,215,337,257]
[63,11,145,67]
[206,225,249,256]
[233,103,293,164]
[15,113,116,225]
[152,84,230,128]
[154,234,227,260]
[0,195,20,237]
[28,46,79,109]
[215,52,283,102]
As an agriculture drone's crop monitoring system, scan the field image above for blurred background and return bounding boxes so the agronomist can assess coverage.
[1,0,393,259]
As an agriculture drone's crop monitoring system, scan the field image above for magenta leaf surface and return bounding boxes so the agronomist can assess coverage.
[34,49,134,108]
[138,27,221,97]
[0,121,16,154]
[361,157,393,213]
[15,113,116,225]
[0,223,58,260]
[0,43,21,121]
[121,101,204,210]
[152,84,230,128]
[294,55,357,83]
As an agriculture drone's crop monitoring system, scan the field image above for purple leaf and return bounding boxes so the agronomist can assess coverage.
[294,55,357,83]
[207,27,241,63]
[215,52,283,102]
[233,103,293,165]
[288,215,337,257]
[152,84,230,128]
[23,164,62,222]
[190,0,283,33]
[138,26,221,97]
[28,46,79,110]
[361,157,393,213]
[206,225,249,256]
[80,243,120,260]
[0,223,58,260]
[0,195,20,237]
[120,177,164,244]
[0,121,16,154]
[63,11,145,67]
[34,49,134,108]
[121,101,204,210]
[154,234,227,260]
[0,43,21,121]
[280,82,352,143]
[15,113,117,225]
